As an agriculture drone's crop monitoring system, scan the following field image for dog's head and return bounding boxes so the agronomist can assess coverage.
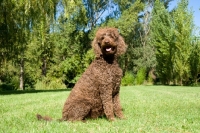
[92,27,127,57]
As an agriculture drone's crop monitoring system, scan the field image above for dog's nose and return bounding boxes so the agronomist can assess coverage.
[105,41,109,44]
[104,39,110,44]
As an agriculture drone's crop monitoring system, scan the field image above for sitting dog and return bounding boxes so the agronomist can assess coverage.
[37,27,127,122]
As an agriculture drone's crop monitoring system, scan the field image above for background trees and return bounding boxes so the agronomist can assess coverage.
[0,0,199,90]
[151,0,195,85]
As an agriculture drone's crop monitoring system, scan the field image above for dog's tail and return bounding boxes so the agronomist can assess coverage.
[36,114,64,122]
[36,114,53,121]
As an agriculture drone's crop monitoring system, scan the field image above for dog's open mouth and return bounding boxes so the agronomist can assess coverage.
[106,47,112,52]
[103,46,116,54]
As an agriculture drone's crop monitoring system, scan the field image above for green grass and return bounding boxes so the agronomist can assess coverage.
[1,86,200,133]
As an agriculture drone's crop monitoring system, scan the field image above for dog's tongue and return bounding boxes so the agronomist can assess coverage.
[106,48,112,51]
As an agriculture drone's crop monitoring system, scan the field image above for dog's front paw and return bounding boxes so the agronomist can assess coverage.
[115,111,125,119]
[118,115,126,120]
[108,117,115,122]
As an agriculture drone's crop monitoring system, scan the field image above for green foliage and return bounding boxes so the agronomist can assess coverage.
[0,83,16,91]
[190,37,200,84]
[83,49,95,68]
[61,55,83,85]
[135,67,146,85]
[121,71,135,86]
[104,0,144,38]
[150,0,175,84]
[35,77,66,90]
[0,0,199,90]
[147,75,154,85]
[172,0,194,85]
[0,63,19,90]
[151,0,194,85]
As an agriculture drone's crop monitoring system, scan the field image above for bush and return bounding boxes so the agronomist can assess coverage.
[121,71,135,86]
[83,49,95,68]
[147,75,154,85]
[0,83,17,91]
[135,68,146,85]
[35,77,66,90]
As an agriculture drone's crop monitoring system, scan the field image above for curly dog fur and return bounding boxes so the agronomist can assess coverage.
[37,27,127,122]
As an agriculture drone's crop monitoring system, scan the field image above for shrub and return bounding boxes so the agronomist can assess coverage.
[121,71,135,86]
[135,68,146,85]
[0,83,17,91]
[35,77,66,90]
[147,75,154,85]
[83,49,95,68]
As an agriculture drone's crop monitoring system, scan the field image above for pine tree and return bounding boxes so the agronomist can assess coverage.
[150,0,175,84]
[151,0,194,85]
[190,37,200,84]
[172,0,194,85]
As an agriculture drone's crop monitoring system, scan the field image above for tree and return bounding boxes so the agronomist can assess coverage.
[0,1,17,85]
[0,0,33,90]
[172,0,194,85]
[151,0,194,85]
[190,37,200,84]
[150,0,175,84]
[135,0,173,72]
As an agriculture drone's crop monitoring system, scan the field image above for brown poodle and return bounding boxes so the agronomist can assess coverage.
[37,27,127,122]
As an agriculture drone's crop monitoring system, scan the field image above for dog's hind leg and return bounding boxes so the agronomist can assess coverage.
[89,108,104,119]
[62,102,91,121]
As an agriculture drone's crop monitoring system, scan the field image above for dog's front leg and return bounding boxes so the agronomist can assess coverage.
[99,84,115,121]
[113,92,124,119]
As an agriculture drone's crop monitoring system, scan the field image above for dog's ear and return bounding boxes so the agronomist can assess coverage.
[116,35,127,56]
[92,38,102,57]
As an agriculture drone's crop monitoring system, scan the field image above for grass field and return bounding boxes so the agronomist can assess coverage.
[0,86,200,133]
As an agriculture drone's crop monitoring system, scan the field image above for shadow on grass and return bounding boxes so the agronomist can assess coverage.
[0,88,72,95]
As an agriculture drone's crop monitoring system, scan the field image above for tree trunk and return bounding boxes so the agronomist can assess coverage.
[42,57,47,76]
[122,55,128,76]
[19,58,24,90]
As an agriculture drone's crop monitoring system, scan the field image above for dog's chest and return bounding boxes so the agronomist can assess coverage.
[93,60,122,84]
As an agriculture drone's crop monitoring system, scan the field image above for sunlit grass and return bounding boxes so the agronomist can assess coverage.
[0,86,200,133]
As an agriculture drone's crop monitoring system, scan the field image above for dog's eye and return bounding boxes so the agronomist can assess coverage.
[98,42,101,47]
[101,37,104,40]
[110,33,116,39]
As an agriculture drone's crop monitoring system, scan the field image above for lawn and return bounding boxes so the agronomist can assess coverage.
[0,86,200,133]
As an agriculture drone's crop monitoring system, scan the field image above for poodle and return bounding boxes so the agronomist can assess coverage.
[37,27,127,122]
